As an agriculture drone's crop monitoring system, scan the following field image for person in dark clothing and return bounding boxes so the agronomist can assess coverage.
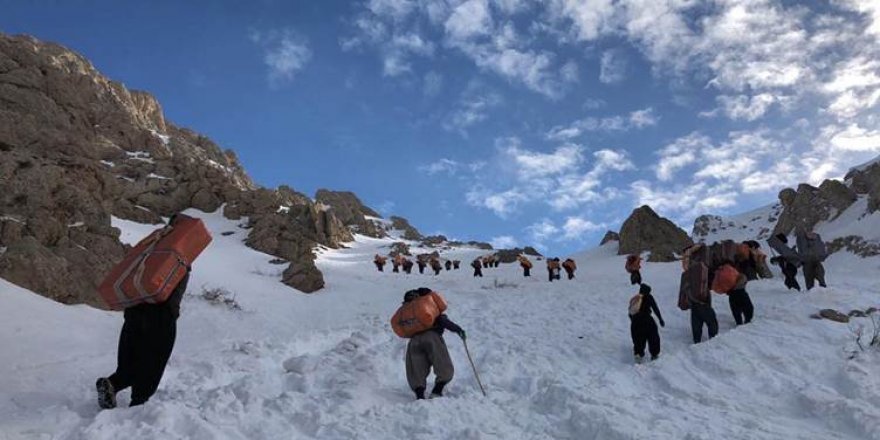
[770,256,801,291]
[453,260,461,270]
[630,270,642,286]
[471,258,483,277]
[629,284,665,362]
[728,274,754,325]
[445,260,452,271]
[430,259,442,276]
[690,295,719,344]
[493,258,500,268]
[96,226,191,408]
[802,261,827,290]
[562,258,576,280]
[402,289,465,400]
[374,255,387,272]
[547,258,561,282]
[402,259,414,274]
[417,260,427,274]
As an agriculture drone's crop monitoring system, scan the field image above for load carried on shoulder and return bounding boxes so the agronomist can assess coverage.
[99,213,212,310]
[625,254,642,273]
[390,288,448,338]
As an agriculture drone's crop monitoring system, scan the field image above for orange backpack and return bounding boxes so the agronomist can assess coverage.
[711,264,740,294]
[390,292,448,338]
[625,255,641,273]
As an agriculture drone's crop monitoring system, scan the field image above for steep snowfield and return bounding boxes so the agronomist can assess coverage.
[2,209,880,439]
[694,203,782,244]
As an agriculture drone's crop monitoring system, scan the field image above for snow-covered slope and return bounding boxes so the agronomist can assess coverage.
[2,209,880,439]
[693,203,782,244]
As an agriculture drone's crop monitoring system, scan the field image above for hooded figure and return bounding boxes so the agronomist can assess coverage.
[629,284,665,363]
[400,288,465,400]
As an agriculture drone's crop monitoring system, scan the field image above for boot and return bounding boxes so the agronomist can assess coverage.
[414,387,426,400]
[430,381,447,398]
[96,377,116,409]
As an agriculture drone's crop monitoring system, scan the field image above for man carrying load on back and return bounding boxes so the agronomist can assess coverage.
[95,213,211,409]
[796,229,828,290]
[391,288,466,400]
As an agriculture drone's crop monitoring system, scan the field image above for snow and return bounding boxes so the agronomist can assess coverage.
[849,154,880,174]
[67,222,85,228]
[2,209,880,439]
[149,129,171,146]
[694,203,782,243]
[99,160,115,167]
[146,173,171,180]
[125,151,154,164]
[277,205,291,214]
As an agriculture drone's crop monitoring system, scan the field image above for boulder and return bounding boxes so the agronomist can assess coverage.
[618,205,692,262]
[282,262,324,293]
[818,309,850,323]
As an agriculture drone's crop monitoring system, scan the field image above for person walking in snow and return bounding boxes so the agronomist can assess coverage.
[402,258,414,275]
[397,288,466,399]
[796,230,828,291]
[452,260,461,270]
[728,273,754,325]
[417,258,427,275]
[445,260,452,271]
[430,258,443,276]
[562,258,577,280]
[629,284,665,363]
[374,254,387,272]
[547,258,561,282]
[689,279,718,344]
[96,215,191,409]
[471,258,483,277]
[519,255,532,277]
[493,255,500,268]
[625,254,642,285]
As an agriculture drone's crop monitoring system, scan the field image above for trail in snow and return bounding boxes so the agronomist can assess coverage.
[1,209,879,439]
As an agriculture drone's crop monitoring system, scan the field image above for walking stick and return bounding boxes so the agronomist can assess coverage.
[462,339,487,397]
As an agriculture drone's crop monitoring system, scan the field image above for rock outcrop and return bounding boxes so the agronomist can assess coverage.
[773,181,857,235]
[0,33,352,303]
[389,216,423,241]
[599,231,620,246]
[618,206,692,262]
[845,159,880,213]
[315,190,385,238]
[495,247,543,263]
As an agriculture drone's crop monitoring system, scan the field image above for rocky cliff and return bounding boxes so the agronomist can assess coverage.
[314,190,386,238]
[618,205,692,262]
[0,33,353,304]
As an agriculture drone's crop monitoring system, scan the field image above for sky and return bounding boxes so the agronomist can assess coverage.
[2,0,880,256]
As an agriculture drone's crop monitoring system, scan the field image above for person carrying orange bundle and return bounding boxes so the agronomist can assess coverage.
[430,258,443,276]
[625,254,642,285]
[402,258,414,274]
[562,258,577,280]
[390,288,465,400]
[96,213,210,409]
[392,254,405,273]
[547,258,561,282]
[518,255,533,277]
[374,254,387,272]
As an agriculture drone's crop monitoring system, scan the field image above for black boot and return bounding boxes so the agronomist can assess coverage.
[414,387,426,400]
[431,381,447,398]
[96,377,117,409]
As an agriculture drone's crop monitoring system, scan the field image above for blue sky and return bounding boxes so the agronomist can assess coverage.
[3,0,880,256]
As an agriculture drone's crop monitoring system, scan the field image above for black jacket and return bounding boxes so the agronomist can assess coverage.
[631,292,664,325]
[431,314,463,336]
[125,271,190,320]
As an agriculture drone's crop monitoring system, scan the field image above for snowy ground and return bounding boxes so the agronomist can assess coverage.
[2,209,880,439]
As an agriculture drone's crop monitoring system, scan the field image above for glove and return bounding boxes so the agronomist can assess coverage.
[458,330,467,341]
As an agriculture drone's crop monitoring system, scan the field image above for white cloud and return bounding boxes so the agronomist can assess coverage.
[526,218,560,243]
[490,235,519,249]
[419,158,460,175]
[599,49,626,84]
[829,124,880,153]
[706,94,779,121]
[444,0,493,40]
[504,142,584,179]
[444,84,503,134]
[251,29,312,85]
[561,216,604,240]
[546,107,656,141]
[423,71,443,96]
[655,132,711,182]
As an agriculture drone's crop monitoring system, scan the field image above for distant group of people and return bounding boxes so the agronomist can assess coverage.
[374,254,462,276]
[623,228,830,364]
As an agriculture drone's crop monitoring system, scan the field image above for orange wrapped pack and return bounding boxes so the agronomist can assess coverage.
[99,214,212,310]
[711,264,740,294]
[390,291,448,338]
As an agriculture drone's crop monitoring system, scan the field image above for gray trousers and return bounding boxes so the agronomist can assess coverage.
[406,331,454,391]
[802,262,826,290]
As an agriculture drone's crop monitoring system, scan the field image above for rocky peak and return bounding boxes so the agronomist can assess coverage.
[314,189,385,238]
[389,216,423,241]
[773,180,858,235]
[618,205,692,262]
[599,230,620,246]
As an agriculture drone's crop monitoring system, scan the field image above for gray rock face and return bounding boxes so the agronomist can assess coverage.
[845,161,880,213]
[388,241,411,256]
[390,216,423,241]
[599,231,620,246]
[0,32,349,303]
[495,247,543,263]
[773,181,857,235]
[618,205,692,262]
[315,190,385,238]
